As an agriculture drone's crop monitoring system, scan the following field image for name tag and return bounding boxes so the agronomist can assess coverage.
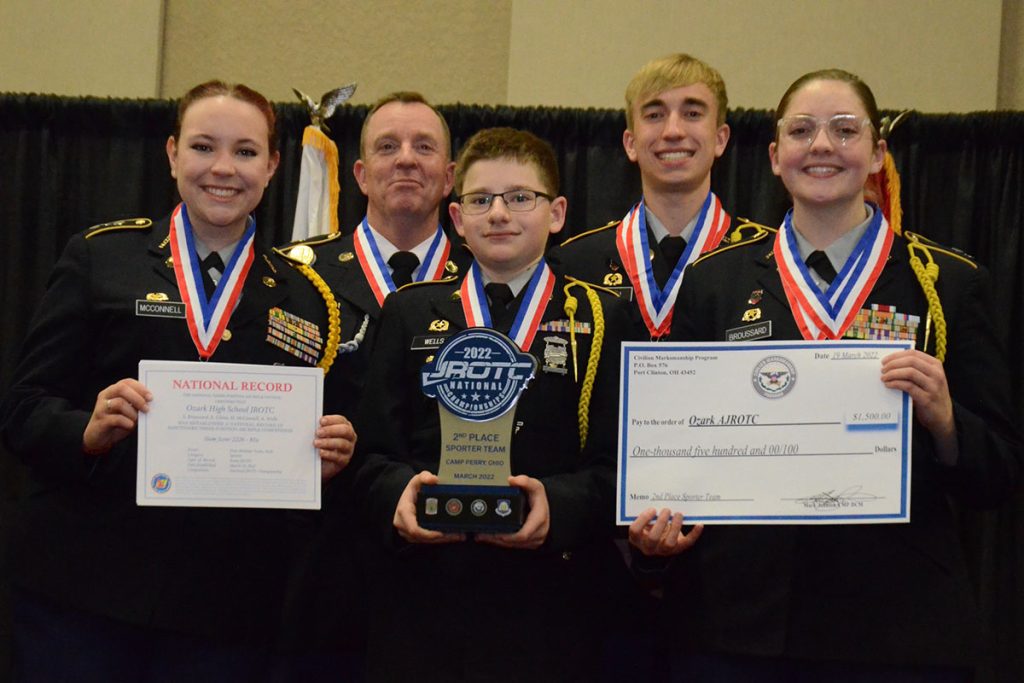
[411,334,451,351]
[726,320,772,341]
[135,300,186,318]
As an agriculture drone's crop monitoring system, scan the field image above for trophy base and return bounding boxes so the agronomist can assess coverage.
[418,484,524,533]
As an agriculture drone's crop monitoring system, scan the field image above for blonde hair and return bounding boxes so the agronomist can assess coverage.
[625,53,728,129]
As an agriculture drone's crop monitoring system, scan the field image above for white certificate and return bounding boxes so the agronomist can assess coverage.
[617,341,912,525]
[137,360,323,509]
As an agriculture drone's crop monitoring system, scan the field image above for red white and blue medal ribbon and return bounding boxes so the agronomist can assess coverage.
[774,204,892,340]
[616,192,730,338]
[169,203,254,359]
[460,260,555,352]
[353,218,452,307]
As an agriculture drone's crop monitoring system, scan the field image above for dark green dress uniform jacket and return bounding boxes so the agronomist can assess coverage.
[0,214,343,645]
[353,264,629,682]
[548,216,750,342]
[666,230,1021,668]
[275,229,473,656]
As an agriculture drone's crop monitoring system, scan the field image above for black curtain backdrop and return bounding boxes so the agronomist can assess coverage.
[0,95,1021,681]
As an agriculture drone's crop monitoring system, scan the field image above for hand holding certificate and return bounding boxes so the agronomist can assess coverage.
[617,341,912,524]
[137,360,324,509]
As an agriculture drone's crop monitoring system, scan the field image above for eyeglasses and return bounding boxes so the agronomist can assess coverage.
[777,114,874,147]
[458,189,553,215]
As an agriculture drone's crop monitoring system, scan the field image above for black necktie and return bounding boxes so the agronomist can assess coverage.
[656,235,687,287]
[388,251,419,289]
[806,250,838,286]
[484,282,515,330]
[201,252,224,297]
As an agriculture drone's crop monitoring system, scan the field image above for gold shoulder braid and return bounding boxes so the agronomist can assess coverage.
[294,262,342,374]
[904,232,950,362]
[562,278,606,450]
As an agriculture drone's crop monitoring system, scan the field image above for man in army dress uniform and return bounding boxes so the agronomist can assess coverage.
[277,91,471,678]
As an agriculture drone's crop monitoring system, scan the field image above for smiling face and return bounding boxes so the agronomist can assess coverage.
[166,95,279,244]
[769,78,885,214]
[353,101,455,232]
[450,158,565,282]
[623,82,730,199]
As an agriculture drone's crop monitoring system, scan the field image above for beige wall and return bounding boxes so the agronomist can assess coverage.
[161,0,511,105]
[1000,0,1024,108]
[2,0,1019,112]
[509,0,1003,112]
[0,0,163,97]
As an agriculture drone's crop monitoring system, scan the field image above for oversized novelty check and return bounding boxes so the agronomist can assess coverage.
[137,360,323,509]
[617,341,913,524]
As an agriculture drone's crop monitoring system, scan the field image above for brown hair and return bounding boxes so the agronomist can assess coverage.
[774,69,882,144]
[359,91,451,159]
[625,53,728,129]
[453,127,559,196]
[173,80,277,153]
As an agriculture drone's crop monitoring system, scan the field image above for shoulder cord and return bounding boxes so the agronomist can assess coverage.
[905,238,947,362]
[563,280,605,450]
[295,263,342,374]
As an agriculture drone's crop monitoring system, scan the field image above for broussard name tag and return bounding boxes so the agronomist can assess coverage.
[617,340,912,525]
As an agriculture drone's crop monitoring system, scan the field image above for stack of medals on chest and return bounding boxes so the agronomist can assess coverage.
[266,307,323,364]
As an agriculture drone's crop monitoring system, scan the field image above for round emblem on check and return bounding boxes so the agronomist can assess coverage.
[445,498,463,516]
[421,328,537,422]
[470,499,487,516]
[752,355,797,399]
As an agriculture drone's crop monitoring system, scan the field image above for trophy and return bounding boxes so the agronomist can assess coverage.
[418,328,537,532]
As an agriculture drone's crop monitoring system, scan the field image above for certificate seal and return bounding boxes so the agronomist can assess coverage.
[752,355,797,398]
[150,473,172,494]
[421,328,536,422]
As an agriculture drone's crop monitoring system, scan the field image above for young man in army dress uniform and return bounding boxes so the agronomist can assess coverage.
[549,53,735,342]
[353,127,630,682]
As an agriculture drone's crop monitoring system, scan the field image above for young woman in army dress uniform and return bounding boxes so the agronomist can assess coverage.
[1,81,356,681]
[632,70,1021,681]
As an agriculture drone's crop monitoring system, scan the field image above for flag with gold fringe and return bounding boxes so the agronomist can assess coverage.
[290,84,357,241]
[291,125,340,240]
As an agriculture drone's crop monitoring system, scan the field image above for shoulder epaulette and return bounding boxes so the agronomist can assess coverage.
[396,276,459,292]
[275,232,344,266]
[84,217,153,239]
[691,220,775,266]
[903,231,977,269]
[557,220,619,247]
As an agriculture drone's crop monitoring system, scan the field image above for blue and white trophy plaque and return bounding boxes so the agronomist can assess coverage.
[419,328,537,532]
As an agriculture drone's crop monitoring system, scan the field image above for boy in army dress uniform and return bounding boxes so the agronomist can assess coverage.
[353,127,630,682]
